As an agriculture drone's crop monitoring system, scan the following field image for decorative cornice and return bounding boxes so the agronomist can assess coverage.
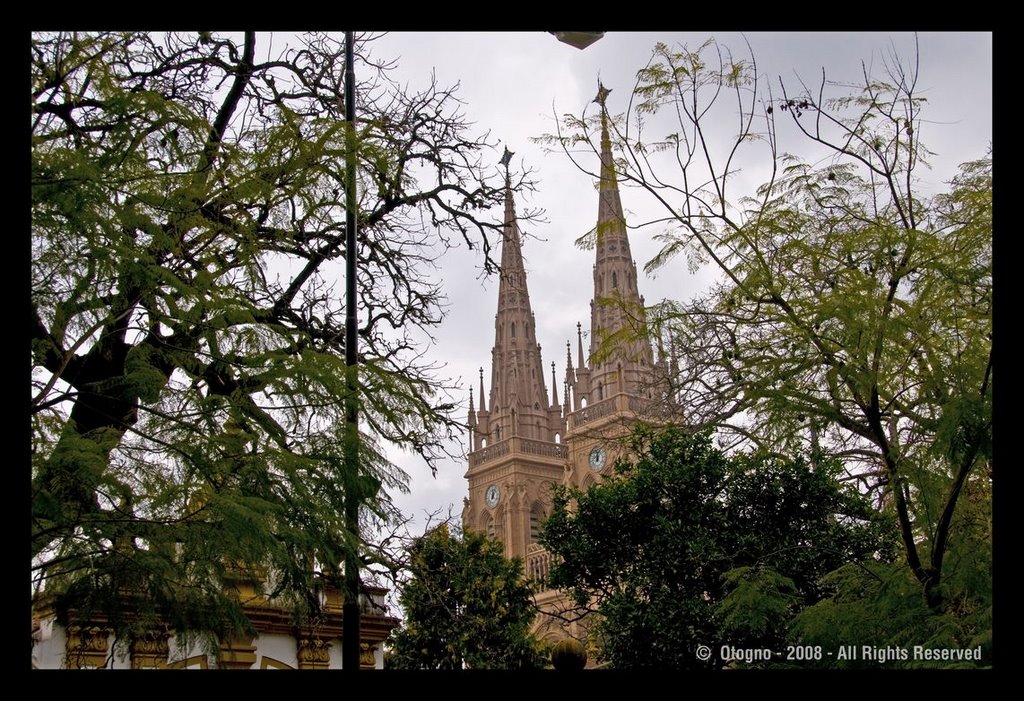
[131,626,171,668]
[66,625,109,653]
[359,642,376,669]
[297,637,332,669]
[65,625,110,668]
[218,633,257,670]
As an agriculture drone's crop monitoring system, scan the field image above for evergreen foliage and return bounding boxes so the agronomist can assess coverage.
[388,525,546,669]
[542,426,896,669]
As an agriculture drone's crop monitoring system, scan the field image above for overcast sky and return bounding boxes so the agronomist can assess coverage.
[352,31,993,531]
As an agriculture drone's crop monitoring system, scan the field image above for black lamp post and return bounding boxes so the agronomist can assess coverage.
[342,29,361,672]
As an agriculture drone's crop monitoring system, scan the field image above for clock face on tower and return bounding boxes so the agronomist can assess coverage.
[588,447,606,471]
[485,484,500,508]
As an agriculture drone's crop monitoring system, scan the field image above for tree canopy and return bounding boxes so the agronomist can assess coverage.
[543,38,991,617]
[541,426,895,669]
[387,524,545,669]
[31,31,525,642]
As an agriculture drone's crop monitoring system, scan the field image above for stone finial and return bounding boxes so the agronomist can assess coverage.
[499,145,514,173]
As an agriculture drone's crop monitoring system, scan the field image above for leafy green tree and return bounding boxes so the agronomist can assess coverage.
[543,38,991,613]
[31,31,525,645]
[541,426,896,669]
[790,458,991,668]
[388,524,546,669]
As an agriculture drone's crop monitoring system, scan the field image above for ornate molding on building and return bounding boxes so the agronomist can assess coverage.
[130,627,171,668]
[297,636,332,669]
[218,633,258,669]
[65,625,111,669]
[359,642,376,669]
[34,568,397,669]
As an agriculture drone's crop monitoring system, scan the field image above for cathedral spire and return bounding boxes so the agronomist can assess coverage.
[551,362,559,407]
[594,81,627,245]
[587,82,654,399]
[497,147,526,287]
[576,321,586,370]
[480,146,557,444]
[467,390,477,451]
[478,367,487,413]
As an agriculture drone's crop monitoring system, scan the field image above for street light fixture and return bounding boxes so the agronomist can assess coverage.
[551,31,605,50]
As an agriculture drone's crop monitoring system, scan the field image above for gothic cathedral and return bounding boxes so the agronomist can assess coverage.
[461,86,663,643]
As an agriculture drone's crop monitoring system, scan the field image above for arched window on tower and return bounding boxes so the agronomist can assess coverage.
[530,504,545,544]
[612,271,618,288]
[487,515,496,540]
[511,322,516,338]
[597,382,604,401]
[554,433,561,444]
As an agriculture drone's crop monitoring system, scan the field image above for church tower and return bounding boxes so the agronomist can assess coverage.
[563,83,655,492]
[462,148,568,562]
[461,90,658,647]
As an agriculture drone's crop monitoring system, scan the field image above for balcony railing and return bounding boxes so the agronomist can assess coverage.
[468,438,511,468]
[468,437,567,469]
[566,392,658,431]
[521,437,568,459]
[628,394,652,416]
[526,543,557,590]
